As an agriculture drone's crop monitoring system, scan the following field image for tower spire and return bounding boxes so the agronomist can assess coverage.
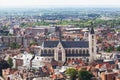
[90,22,95,34]
[59,27,62,41]
[55,26,62,41]
[90,27,95,34]
[89,21,96,62]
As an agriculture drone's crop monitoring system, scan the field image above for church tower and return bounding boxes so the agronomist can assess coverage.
[89,27,96,62]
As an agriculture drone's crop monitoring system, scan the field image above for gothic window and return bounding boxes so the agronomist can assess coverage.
[87,50,89,54]
[44,49,47,53]
[76,50,78,54]
[65,49,67,54]
[68,49,71,54]
[79,50,82,54]
[92,40,94,46]
[52,50,54,53]
[48,50,51,53]
[58,50,62,61]
[41,50,43,53]
[83,50,85,54]
[72,49,74,54]
[68,58,71,60]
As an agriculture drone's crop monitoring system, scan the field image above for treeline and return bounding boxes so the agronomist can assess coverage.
[20,19,120,28]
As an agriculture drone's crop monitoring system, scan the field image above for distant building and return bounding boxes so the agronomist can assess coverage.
[101,72,118,80]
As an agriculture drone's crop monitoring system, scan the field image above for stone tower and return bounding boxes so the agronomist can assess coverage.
[89,27,97,62]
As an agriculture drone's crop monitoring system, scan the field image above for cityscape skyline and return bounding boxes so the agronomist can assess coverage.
[1,0,120,79]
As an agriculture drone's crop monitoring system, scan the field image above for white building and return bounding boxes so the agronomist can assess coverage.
[13,52,44,69]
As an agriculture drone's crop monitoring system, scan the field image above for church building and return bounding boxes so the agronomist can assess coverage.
[39,27,97,62]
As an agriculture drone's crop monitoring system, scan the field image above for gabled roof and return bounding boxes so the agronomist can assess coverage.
[43,41,89,48]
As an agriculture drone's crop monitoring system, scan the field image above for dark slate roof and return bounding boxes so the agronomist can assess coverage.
[62,41,89,48]
[104,60,115,65]
[43,41,59,48]
[43,41,89,48]
[108,61,115,65]
[41,53,54,56]
[66,53,90,57]
[115,54,120,59]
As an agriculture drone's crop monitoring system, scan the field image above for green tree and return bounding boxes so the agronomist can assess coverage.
[20,23,28,28]
[105,46,114,53]
[7,57,13,68]
[10,42,20,49]
[8,33,13,36]
[65,68,77,80]
[117,46,120,51]
[2,26,8,30]
[0,60,10,76]
[78,70,93,80]
[106,47,112,53]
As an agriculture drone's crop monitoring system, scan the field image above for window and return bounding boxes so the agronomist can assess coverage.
[83,50,85,54]
[87,50,89,54]
[92,35,94,39]
[92,48,94,52]
[65,49,67,54]
[41,50,43,53]
[72,49,74,54]
[48,50,51,53]
[79,50,82,54]
[58,50,62,61]
[44,49,47,53]
[76,50,78,54]
[52,50,54,53]
[68,49,71,54]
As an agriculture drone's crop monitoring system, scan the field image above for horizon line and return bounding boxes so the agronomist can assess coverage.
[1,5,120,9]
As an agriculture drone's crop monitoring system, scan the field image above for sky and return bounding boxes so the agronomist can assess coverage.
[1,0,120,8]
